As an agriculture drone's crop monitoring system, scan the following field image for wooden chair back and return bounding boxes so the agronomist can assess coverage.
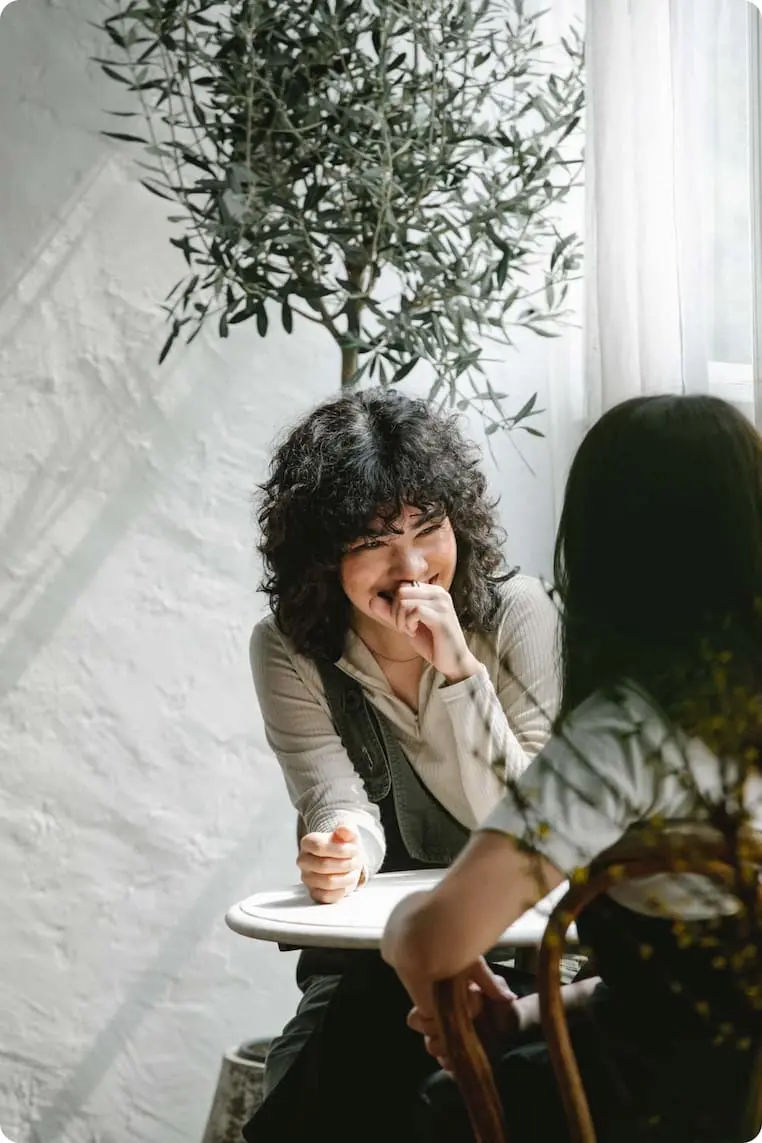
[434,973,509,1143]
[433,824,762,1143]
[537,824,762,1143]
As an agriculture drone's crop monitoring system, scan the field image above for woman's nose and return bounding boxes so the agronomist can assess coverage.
[393,545,428,581]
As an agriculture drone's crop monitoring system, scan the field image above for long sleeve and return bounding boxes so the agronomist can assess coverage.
[437,575,559,824]
[249,619,387,875]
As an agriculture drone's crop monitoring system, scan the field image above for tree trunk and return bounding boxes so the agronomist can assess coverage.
[341,342,358,388]
[340,257,365,388]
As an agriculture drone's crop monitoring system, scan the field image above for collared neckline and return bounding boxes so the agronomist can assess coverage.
[337,628,439,731]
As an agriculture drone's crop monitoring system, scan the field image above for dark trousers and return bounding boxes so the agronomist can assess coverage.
[243,952,533,1143]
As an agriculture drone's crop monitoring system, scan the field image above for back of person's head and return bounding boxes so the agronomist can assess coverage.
[554,395,762,729]
[258,387,505,660]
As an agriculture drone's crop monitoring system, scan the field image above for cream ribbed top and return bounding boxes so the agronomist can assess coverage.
[250,574,559,876]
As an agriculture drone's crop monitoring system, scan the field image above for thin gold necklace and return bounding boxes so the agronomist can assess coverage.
[369,647,420,664]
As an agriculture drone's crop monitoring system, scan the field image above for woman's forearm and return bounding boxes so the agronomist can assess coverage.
[382,831,564,989]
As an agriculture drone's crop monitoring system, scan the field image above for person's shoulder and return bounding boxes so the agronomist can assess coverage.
[491,572,557,640]
[250,611,302,678]
[464,572,555,669]
[559,680,667,750]
[250,611,285,659]
[496,571,553,612]
[249,612,326,700]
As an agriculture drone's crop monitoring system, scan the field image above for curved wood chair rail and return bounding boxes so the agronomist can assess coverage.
[538,827,762,1143]
[434,975,508,1143]
[432,827,762,1143]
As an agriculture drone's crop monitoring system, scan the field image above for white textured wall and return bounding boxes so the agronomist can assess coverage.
[0,3,564,1141]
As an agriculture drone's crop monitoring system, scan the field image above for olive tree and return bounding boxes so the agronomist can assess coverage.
[98,0,582,432]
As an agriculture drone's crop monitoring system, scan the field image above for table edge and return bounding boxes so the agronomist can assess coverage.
[225,903,383,949]
[225,902,578,949]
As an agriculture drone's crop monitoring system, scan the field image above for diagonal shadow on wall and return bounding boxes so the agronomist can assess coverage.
[0,149,243,700]
[25,812,288,1143]
[0,342,230,702]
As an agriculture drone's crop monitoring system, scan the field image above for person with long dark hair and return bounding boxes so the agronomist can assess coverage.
[244,387,558,1140]
[383,394,762,1141]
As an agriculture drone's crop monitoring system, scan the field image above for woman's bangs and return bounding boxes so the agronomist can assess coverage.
[338,467,447,545]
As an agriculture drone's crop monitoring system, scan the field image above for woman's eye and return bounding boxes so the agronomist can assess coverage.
[420,522,443,537]
[350,538,384,552]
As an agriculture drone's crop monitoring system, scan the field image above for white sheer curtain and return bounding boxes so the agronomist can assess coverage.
[584,0,755,421]
[539,0,587,521]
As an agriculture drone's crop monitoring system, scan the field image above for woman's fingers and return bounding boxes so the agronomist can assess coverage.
[407,1006,435,1034]
[398,601,448,643]
[407,1006,456,1071]
[423,1032,447,1059]
[298,827,364,902]
[425,1038,453,1071]
[301,870,361,891]
[368,584,473,678]
[298,854,358,875]
[395,601,421,637]
[396,583,450,602]
[309,886,351,904]
[300,831,359,860]
[408,1011,447,1060]
[469,957,516,1001]
[297,845,359,870]
[369,584,455,643]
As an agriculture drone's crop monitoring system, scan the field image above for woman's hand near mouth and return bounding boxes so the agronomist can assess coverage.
[369,581,481,683]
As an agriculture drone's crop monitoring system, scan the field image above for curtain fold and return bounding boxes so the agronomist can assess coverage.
[584,0,752,419]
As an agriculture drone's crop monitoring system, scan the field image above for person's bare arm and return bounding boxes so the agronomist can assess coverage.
[381,829,564,1012]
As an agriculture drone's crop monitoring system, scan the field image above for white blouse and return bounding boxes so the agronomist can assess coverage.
[483,680,762,919]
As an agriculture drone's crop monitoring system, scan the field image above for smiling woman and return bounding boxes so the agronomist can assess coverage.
[245,387,559,1142]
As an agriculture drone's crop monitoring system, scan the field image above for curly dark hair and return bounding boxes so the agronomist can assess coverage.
[258,388,510,661]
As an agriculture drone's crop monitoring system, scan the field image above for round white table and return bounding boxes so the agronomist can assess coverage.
[226,869,576,950]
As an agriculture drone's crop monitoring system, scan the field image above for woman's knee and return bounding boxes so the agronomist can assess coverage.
[262,973,339,1096]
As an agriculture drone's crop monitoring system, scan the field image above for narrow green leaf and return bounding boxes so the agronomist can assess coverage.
[103,24,127,49]
[139,179,173,201]
[158,324,179,365]
[101,130,148,144]
[513,392,538,421]
[99,63,130,85]
[281,297,293,333]
[391,358,418,383]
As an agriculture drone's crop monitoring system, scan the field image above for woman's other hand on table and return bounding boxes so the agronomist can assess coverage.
[298,824,365,903]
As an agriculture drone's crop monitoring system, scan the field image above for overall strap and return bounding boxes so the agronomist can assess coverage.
[315,658,391,801]
[371,708,469,865]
